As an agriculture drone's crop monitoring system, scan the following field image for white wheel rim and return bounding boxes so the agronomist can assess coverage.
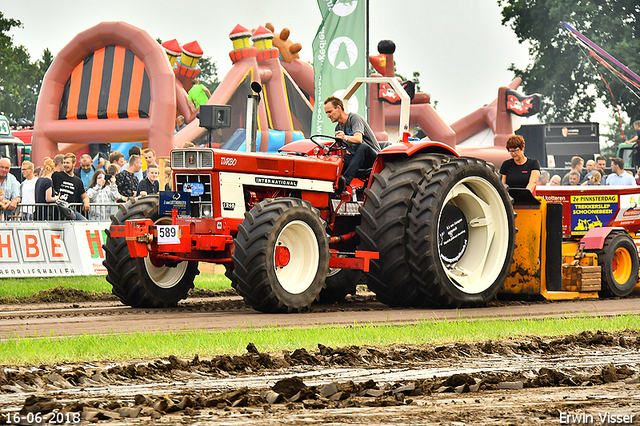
[274,220,320,294]
[144,257,189,289]
[437,176,510,294]
[144,216,190,289]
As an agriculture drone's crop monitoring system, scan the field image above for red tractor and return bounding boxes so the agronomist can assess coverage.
[104,78,516,312]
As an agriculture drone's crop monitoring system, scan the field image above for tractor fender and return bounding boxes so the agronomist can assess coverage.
[371,140,459,176]
[580,227,628,250]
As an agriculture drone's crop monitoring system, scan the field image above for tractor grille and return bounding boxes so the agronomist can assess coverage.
[331,200,362,216]
[172,150,214,169]
[174,173,213,218]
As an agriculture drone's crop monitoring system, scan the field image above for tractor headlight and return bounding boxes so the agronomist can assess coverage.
[201,204,212,218]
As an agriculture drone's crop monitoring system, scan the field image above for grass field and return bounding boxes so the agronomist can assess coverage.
[0,273,232,301]
[1,314,639,365]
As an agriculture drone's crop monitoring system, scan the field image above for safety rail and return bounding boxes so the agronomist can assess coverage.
[2,203,121,222]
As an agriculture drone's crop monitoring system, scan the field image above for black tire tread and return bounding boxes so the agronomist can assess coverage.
[407,156,516,308]
[103,195,198,308]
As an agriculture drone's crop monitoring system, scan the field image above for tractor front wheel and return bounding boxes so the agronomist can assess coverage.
[232,198,330,312]
[103,196,199,308]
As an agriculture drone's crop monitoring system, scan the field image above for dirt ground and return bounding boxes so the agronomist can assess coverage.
[1,288,640,425]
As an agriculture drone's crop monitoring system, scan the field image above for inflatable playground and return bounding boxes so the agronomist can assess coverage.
[31,21,541,167]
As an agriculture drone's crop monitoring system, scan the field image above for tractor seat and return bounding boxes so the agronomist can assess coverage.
[355,167,372,178]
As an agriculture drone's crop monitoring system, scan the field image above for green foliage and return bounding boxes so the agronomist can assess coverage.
[499,0,640,124]
[0,12,46,121]
[197,56,220,93]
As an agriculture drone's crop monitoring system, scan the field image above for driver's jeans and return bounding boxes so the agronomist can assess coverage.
[342,143,377,185]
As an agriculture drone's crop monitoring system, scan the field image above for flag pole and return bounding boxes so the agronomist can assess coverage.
[365,0,370,120]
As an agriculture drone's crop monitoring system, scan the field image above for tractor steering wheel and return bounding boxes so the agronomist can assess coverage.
[310,134,348,154]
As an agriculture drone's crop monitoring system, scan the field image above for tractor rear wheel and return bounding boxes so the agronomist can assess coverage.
[591,230,638,297]
[232,198,329,312]
[103,195,199,308]
[357,155,437,306]
[407,156,516,307]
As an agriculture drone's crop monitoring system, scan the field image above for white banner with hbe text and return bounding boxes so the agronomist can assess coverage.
[0,222,111,277]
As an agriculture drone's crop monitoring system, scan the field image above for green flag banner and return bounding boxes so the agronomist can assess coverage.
[312,0,366,136]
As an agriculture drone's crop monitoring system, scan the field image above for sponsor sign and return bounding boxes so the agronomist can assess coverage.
[0,222,111,277]
[159,191,191,215]
[570,194,617,234]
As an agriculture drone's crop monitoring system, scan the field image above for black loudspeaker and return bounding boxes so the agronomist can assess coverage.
[198,105,231,129]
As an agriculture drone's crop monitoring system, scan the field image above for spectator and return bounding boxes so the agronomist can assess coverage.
[137,164,160,196]
[87,170,122,220]
[188,79,211,112]
[182,141,196,148]
[582,159,595,182]
[52,153,90,220]
[499,134,540,192]
[74,153,95,191]
[567,171,581,186]
[121,146,143,181]
[164,168,172,191]
[626,120,640,168]
[0,189,10,221]
[585,155,607,185]
[116,154,142,199]
[581,169,603,186]
[53,154,64,172]
[562,156,584,185]
[106,163,120,177]
[538,170,550,186]
[33,167,41,177]
[549,175,562,186]
[175,115,187,133]
[19,160,38,220]
[606,157,637,186]
[92,153,107,172]
[0,158,21,214]
[109,151,125,168]
[34,158,58,220]
[142,148,158,178]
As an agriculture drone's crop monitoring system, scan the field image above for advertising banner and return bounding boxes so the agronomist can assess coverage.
[570,194,617,235]
[0,221,111,277]
[312,0,366,135]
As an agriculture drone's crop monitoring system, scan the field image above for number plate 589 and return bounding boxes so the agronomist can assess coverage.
[157,225,180,245]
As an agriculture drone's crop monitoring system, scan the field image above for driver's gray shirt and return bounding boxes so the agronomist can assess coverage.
[335,113,381,153]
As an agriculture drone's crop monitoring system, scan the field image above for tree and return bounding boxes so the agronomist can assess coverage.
[197,56,220,93]
[0,12,42,121]
[499,0,640,127]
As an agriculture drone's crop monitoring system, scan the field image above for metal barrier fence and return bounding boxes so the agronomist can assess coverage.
[3,203,120,222]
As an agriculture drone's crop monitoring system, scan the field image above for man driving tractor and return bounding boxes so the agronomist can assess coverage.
[324,96,381,193]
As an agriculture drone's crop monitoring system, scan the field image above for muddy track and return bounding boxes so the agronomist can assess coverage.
[1,288,639,341]
[2,331,640,424]
[2,289,640,424]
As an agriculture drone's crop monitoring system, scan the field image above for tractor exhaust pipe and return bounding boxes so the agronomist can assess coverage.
[246,81,262,153]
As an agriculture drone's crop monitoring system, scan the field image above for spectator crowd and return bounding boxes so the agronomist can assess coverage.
[537,155,639,188]
[0,146,169,221]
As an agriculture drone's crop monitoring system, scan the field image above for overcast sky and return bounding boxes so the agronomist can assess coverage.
[2,0,569,126]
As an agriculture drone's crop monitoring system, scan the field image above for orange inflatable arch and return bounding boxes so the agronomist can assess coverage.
[32,21,176,166]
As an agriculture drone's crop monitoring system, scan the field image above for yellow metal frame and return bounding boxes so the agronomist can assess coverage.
[505,197,599,300]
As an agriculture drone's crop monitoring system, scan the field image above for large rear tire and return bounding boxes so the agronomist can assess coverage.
[407,156,516,307]
[103,196,199,308]
[232,198,329,313]
[590,230,638,298]
[356,155,436,306]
